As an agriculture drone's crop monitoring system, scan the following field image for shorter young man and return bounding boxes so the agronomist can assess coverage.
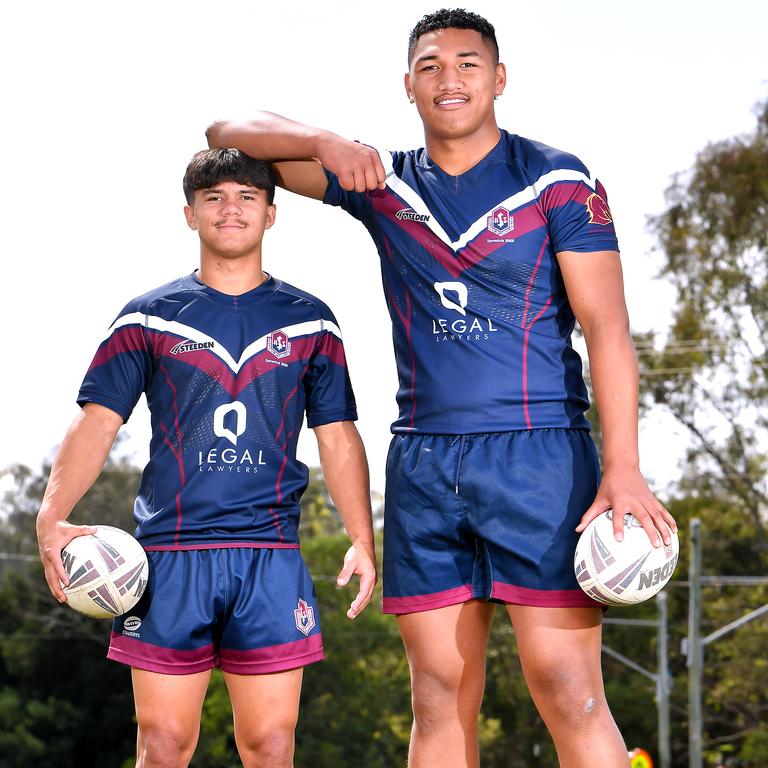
[36,149,376,768]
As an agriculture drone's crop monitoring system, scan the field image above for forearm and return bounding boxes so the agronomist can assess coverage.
[37,404,122,527]
[314,422,374,549]
[584,325,640,471]
[207,113,385,196]
[315,421,377,618]
[36,404,122,599]
[206,112,335,161]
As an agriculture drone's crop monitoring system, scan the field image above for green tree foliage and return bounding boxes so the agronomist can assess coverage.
[642,98,768,766]
[645,100,768,549]
[665,497,768,768]
[1,457,661,767]
[0,458,138,768]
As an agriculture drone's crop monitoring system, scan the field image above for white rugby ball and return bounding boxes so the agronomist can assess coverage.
[574,511,679,606]
[61,525,148,619]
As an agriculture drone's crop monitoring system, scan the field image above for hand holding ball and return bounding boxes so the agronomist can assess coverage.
[575,511,679,606]
[61,526,148,618]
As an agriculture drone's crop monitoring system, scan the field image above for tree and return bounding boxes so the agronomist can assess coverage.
[645,99,768,550]
[0,457,139,768]
[643,100,768,766]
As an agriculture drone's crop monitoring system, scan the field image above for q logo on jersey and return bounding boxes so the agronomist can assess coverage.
[431,281,499,343]
[213,402,246,446]
[434,281,468,316]
[200,402,267,474]
[586,193,613,225]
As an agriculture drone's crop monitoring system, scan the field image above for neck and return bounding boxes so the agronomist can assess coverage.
[424,123,501,176]
[197,249,267,295]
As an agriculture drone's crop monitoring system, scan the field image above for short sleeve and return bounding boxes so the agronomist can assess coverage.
[322,168,371,223]
[77,312,153,422]
[540,175,620,254]
[303,322,357,428]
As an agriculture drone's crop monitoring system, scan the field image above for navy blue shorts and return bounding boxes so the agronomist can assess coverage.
[108,547,323,675]
[382,429,603,613]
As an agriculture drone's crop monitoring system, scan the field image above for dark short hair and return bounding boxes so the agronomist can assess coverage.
[182,148,276,205]
[407,8,498,65]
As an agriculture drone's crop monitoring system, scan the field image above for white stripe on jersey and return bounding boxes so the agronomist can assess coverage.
[379,148,597,252]
[453,168,598,250]
[107,314,341,374]
[379,149,454,247]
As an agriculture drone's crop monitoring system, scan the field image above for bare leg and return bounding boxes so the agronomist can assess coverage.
[398,600,495,768]
[132,669,211,768]
[223,668,303,768]
[507,606,629,768]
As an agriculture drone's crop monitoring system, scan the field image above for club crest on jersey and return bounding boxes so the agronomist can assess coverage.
[395,208,430,223]
[170,339,215,355]
[586,193,613,225]
[487,206,514,236]
[294,598,316,636]
[267,330,291,359]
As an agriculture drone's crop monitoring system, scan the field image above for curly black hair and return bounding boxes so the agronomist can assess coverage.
[407,8,498,65]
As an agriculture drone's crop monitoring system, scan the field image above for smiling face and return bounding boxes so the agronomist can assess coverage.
[184,181,276,261]
[405,27,506,144]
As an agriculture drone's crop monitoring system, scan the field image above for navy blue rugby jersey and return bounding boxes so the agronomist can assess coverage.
[78,273,357,549]
[324,129,619,434]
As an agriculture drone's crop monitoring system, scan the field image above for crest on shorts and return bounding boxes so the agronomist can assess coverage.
[267,330,291,359]
[294,598,315,636]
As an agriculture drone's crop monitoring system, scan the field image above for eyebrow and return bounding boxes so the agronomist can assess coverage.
[202,186,260,194]
[415,50,481,65]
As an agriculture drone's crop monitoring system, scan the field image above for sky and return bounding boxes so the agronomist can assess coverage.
[1,0,765,499]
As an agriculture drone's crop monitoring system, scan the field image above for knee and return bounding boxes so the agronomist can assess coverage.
[524,660,607,727]
[237,724,295,768]
[137,722,198,768]
[410,663,484,731]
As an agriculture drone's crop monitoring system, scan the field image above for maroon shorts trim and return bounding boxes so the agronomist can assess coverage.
[220,634,324,674]
[382,583,601,615]
[490,581,602,608]
[107,633,216,675]
[143,542,301,552]
[107,631,324,675]
[382,585,474,615]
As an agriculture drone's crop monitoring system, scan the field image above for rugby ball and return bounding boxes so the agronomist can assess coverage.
[61,525,148,618]
[574,511,679,606]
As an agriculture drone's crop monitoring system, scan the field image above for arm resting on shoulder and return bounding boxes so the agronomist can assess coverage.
[557,249,677,545]
[313,420,377,618]
[206,112,386,198]
[36,402,123,601]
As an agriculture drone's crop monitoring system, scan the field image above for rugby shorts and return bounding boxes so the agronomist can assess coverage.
[108,547,323,674]
[382,429,603,613]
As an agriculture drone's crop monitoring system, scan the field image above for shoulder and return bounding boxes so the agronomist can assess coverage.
[112,274,201,324]
[505,131,592,179]
[272,279,340,325]
[364,144,424,177]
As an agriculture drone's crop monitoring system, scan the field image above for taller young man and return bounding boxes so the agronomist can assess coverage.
[36,149,376,768]
[207,9,677,767]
